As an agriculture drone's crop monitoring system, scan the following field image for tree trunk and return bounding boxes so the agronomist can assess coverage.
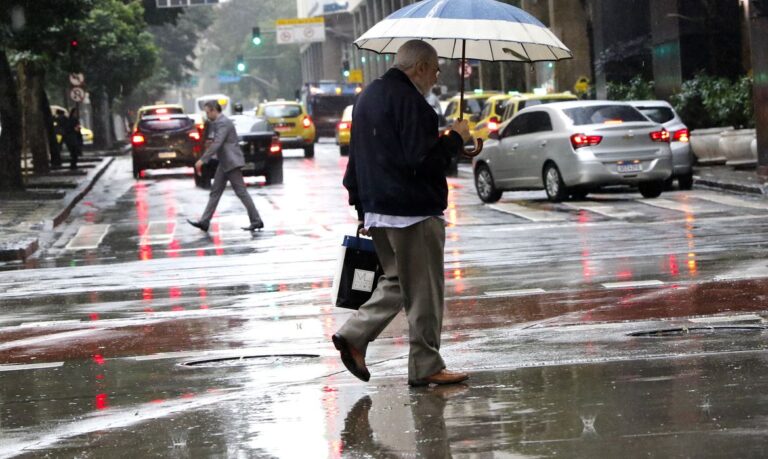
[91,88,113,150]
[41,90,61,168]
[17,60,50,174]
[0,48,23,191]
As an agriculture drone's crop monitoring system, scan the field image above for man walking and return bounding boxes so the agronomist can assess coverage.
[188,101,264,232]
[332,40,472,386]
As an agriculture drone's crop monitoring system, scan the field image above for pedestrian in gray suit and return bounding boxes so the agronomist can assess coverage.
[188,101,264,232]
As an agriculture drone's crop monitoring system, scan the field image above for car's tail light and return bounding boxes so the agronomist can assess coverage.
[672,128,689,142]
[570,133,602,149]
[188,130,201,141]
[302,116,312,128]
[131,133,145,146]
[338,121,350,130]
[650,129,670,143]
[269,135,281,154]
[155,108,168,114]
[487,117,500,132]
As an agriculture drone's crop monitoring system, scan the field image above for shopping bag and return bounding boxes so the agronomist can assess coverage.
[331,226,384,310]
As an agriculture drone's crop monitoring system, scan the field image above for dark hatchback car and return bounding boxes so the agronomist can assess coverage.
[131,114,202,179]
[193,114,283,188]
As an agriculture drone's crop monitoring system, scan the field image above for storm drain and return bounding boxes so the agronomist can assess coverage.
[630,325,768,337]
[181,354,320,368]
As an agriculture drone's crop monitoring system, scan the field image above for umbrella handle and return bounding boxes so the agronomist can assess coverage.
[463,138,483,158]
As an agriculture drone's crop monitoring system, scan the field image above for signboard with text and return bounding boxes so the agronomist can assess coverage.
[276,17,325,44]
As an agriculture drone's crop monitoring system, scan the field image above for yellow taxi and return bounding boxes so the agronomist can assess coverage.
[256,100,317,158]
[335,104,353,156]
[500,91,579,122]
[472,94,513,141]
[443,91,501,137]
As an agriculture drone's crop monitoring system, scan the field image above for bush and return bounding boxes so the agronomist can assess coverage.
[606,76,655,101]
[671,73,754,130]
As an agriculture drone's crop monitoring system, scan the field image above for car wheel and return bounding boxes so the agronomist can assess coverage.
[639,181,664,198]
[132,162,142,180]
[265,163,284,185]
[339,145,349,156]
[304,143,315,158]
[543,163,568,202]
[475,163,502,203]
[677,172,694,190]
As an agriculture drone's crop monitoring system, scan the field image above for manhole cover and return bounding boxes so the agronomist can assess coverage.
[181,354,319,368]
[630,325,767,337]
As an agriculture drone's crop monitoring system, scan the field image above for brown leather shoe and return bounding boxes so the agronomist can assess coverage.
[409,369,469,387]
[332,334,370,382]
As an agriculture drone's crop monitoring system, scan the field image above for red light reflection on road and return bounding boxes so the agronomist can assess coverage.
[668,254,680,277]
[92,354,105,365]
[95,393,108,410]
[135,182,152,261]
[211,221,224,256]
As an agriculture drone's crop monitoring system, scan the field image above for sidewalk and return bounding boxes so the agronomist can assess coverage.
[0,149,118,262]
[693,164,768,195]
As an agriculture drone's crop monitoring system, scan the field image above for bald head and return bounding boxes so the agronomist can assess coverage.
[393,40,438,71]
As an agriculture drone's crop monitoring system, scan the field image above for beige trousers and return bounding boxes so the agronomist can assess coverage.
[338,217,446,380]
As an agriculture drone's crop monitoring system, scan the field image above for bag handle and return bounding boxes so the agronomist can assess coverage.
[356,223,365,238]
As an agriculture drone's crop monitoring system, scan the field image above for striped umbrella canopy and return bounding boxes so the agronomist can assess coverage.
[354,0,572,155]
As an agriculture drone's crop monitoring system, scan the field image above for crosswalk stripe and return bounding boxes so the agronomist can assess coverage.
[484,288,547,297]
[602,280,664,289]
[0,362,64,372]
[66,224,111,250]
[488,202,567,222]
[694,192,768,210]
[638,198,720,214]
[565,202,642,219]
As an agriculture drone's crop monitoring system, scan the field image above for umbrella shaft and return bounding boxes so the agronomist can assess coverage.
[459,39,466,122]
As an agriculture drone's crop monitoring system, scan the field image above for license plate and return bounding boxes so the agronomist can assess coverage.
[158,152,176,159]
[617,163,642,173]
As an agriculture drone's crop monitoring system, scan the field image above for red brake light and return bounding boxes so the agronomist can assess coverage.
[650,129,670,143]
[155,108,168,114]
[189,131,201,141]
[570,133,602,149]
[487,117,500,132]
[338,121,350,130]
[302,116,312,128]
[672,128,689,142]
[269,135,281,154]
[131,133,145,146]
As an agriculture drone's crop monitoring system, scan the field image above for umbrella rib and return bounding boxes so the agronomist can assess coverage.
[489,40,495,61]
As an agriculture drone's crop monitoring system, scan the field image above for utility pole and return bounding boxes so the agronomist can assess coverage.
[751,0,768,179]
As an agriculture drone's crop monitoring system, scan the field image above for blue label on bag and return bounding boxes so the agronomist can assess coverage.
[343,235,376,252]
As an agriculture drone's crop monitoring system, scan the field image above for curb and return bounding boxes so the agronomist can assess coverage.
[694,177,765,196]
[0,157,115,262]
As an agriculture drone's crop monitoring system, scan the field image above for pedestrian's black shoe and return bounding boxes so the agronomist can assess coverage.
[242,220,264,232]
[332,333,370,382]
[187,219,209,232]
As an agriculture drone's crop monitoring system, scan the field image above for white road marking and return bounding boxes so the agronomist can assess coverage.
[694,192,768,211]
[141,221,176,245]
[19,320,82,328]
[488,202,567,222]
[484,288,547,297]
[638,198,719,214]
[688,314,764,324]
[565,202,642,219]
[65,224,111,250]
[0,362,64,372]
[602,280,665,289]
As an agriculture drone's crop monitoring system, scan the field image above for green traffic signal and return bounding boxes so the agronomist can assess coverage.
[252,27,262,46]
[252,36,262,46]
[237,61,246,72]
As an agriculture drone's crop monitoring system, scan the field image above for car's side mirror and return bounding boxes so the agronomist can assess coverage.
[488,131,500,141]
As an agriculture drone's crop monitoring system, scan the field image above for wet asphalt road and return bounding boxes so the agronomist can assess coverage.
[2,141,768,457]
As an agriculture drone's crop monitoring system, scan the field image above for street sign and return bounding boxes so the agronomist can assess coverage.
[459,61,472,78]
[348,69,363,84]
[68,73,85,86]
[276,17,325,44]
[70,87,86,103]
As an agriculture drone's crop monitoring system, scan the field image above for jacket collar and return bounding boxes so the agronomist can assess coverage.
[382,67,419,92]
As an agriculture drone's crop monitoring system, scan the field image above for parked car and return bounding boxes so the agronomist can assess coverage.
[131,113,201,179]
[443,91,500,136]
[627,100,693,189]
[192,114,283,187]
[256,100,316,158]
[336,104,353,156]
[472,101,673,203]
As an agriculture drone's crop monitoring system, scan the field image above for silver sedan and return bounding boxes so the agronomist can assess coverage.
[472,101,673,203]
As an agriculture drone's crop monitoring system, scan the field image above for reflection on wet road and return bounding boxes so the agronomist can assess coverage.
[2,143,768,456]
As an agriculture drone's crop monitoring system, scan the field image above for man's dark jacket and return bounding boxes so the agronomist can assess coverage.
[343,68,463,217]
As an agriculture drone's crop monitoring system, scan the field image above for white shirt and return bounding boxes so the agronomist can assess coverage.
[364,212,444,230]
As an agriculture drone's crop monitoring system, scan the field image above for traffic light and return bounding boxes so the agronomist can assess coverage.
[236,55,246,72]
[251,27,262,46]
[342,59,350,78]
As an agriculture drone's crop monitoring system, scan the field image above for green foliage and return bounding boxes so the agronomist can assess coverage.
[671,73,754,129]
[606,76,655,101]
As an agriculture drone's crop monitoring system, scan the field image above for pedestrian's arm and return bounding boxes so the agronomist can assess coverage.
[342,149,364,221]
[398,97,462,170]
[200,122,226,164]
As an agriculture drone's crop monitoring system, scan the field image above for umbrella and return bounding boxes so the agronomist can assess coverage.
[354,0,572,155]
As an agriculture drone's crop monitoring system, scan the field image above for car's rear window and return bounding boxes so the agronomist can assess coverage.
[563,105,648,125]
[264,105,302,118]
[636,107,675,123]
[143,107,184,116]
[138,117,193,131]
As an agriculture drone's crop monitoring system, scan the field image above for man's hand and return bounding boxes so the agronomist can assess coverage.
[195,160,203,175]
[450,119,472,143]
